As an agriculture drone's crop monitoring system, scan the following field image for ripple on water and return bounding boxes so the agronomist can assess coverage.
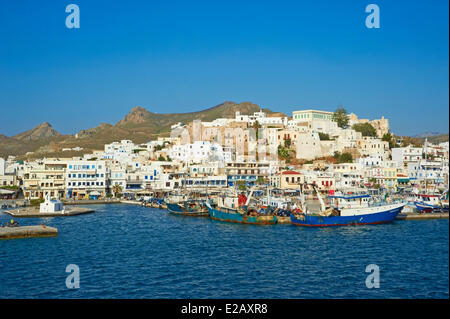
[0,205,448,298]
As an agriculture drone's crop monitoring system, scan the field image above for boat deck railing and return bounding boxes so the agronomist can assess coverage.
[368,199,405,207]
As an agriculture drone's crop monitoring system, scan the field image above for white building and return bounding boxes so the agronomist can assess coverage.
[234,111,288,126]
[356,136,389,158]
[292,109,334,123]
[40,194,64,213]
[296,132,322,160]
[169,141,232,164]
[104,140,138,161]
[358,154,384,168]
[0,158,5,175]
[66,160,108,199]
[392,146,423,167]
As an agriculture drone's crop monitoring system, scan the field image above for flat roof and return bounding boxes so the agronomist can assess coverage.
[292,110,333,114]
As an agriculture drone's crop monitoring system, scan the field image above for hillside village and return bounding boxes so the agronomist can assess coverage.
[0,105,448,201]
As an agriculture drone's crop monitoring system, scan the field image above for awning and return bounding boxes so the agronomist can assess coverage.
[89,191,101,196]
[0,189,16,195]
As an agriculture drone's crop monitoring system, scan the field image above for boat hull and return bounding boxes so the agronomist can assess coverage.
[291,204,404,227]
[166,203,209,217]
[414,202,441,212]
[207,206,277,225]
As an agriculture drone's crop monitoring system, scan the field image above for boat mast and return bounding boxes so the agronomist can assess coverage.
[315,185,326,212]
[245,187,255,206]
[424,138,428,194]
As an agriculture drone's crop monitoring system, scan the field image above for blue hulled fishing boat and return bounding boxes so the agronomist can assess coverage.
[291,188,406,227]
[413,194,443,212]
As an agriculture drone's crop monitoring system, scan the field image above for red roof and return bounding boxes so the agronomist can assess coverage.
[282,170,302,175]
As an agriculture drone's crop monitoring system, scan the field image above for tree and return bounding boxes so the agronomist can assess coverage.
[112,184,123,198]
[256,177,266,185]
[277,145,290,160]
[340,153,353,163]
[235,180,247,191]
[252,121,261,139]
[381,132,392,142]
[284,139,291,148]
[157,155,166,161]
[352,123,377,137]
[318,132,331,140]
[333,151,353,163]
[382,132,395,148]
[332,106,349,128]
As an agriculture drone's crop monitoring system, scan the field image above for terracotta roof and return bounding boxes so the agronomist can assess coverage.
[281,170,301,175]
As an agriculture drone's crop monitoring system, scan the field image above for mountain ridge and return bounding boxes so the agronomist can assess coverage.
[13,122,61,141]
[0,101,277,159]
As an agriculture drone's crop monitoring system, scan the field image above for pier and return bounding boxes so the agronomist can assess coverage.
[0,225,58,239]
[396,211,449,220]
[62,199,121,205]
[4,206,94,218]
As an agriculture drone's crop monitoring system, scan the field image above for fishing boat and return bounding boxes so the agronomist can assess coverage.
[166,200,209,217]
[413,193,443,212]
[205,191,277,225]
[291,187,406,227]
[258,188,303,224]
[411,138,446,212]
[441,190,449,211]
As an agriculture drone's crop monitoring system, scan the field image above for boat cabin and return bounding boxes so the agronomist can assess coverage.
[328,191,371,209]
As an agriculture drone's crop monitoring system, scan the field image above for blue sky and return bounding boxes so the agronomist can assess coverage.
[0,0,448,136]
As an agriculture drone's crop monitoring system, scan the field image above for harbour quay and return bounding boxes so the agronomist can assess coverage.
[396,211,449,220]
[0,225,58,239]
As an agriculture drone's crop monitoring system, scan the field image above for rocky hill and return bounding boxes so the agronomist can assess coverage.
[0,101,276,159]
[13,122,61,141]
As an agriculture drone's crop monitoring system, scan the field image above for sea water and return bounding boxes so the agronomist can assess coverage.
[0,204,448,298]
